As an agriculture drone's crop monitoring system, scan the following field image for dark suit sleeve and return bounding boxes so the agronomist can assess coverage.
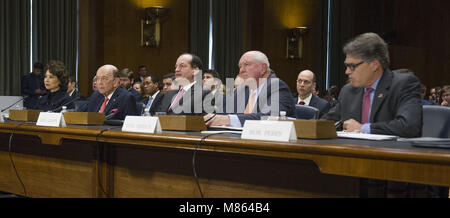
[370,74,422,138]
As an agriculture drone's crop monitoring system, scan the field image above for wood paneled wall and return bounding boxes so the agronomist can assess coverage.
[78,0,189,96]
[242,0,326,94]
[78,0,449,97]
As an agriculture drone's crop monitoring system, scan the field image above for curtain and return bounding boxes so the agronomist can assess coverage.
[189,0,210,70]
[211,0,242,81]
[35,0,77,77]
[0,0,30,96]
[327,0,356,92]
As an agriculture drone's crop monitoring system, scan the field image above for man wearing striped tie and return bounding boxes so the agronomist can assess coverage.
[155,53,211,115]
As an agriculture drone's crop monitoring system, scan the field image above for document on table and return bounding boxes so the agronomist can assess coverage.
[201,126,244,135]
[337,131,398,141]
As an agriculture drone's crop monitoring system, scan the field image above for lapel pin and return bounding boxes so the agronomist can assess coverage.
[378,93,384,99]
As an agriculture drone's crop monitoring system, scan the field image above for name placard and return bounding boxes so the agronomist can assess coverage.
[36,112,66,127]
[122,116,162,134]
[242,120,297,142]
[0,114,4,123]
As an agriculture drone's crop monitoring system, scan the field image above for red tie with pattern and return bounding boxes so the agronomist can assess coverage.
[361,88,373,124]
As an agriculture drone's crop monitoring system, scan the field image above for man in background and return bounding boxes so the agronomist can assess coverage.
[21,62,46,108]
[295,70,330,118]
[67,76,85,100]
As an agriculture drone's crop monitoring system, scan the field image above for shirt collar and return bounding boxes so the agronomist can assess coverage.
[298,93,313,105]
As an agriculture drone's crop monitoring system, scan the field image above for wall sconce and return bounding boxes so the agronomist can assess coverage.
[286,27,309,59]
[141,6,170,47]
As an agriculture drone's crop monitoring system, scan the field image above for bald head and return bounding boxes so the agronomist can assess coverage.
[96,64,120,96]
[297,70,316,99]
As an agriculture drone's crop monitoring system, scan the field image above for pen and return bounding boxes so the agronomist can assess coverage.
[204,114,217,123]
[334,120,343,128]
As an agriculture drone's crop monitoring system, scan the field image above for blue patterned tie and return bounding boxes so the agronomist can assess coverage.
[146,97,153,109]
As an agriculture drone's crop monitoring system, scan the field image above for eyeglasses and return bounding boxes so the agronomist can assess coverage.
[344,61,365,71]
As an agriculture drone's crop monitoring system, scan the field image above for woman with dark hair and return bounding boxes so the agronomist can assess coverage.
[32,60,73,112]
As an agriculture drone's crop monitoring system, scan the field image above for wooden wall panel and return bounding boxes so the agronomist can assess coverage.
[78,0,189,97]
[242,0,326,94]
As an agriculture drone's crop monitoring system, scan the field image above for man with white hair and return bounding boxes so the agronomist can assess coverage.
[205,51,295,127]
[80,64,139,120]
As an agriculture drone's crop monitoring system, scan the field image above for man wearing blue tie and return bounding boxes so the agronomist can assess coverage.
[142,74,163,115]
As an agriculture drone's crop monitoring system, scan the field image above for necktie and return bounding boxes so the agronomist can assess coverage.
[146,97,153,109]
[99,96,109,113]
[361,88,374,124]
[245,90,256,114]
[299,101,305,105]
[169,88,185,111]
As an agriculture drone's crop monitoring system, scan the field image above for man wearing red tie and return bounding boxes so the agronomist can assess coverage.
[295,70,330,118]
[80,65,139,120]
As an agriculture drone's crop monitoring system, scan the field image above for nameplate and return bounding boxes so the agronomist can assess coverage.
[122,116,162,134]
[0,114,4,123]
[241,120,297,142]
[36,112,67,127]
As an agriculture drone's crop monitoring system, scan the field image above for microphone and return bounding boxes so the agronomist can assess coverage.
[1,95,29,112]
[52,96,81,112]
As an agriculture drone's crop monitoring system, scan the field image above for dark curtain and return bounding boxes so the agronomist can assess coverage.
[0,0,30,96]
[211,0,241,81]
[35,0,77,77]
[327,0,356,92]
[189,0,210,70]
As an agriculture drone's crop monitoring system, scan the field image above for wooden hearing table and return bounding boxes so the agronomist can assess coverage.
[0,122,449,198]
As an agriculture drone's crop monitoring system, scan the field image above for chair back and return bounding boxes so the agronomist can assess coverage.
[136,102,145,115]
[422,105,450,138]
[295,104,319,120]
[73,100,89,111]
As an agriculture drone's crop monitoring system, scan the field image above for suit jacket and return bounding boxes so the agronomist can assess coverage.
[32,89,73,112]
[229,73,295,125]
[321,70,422,138]
[293,95,330,118]
[142,91,164,115]
[70,90,86,101]
[82,86,139,120]
[156,83,211,115]
[129,87,143,102]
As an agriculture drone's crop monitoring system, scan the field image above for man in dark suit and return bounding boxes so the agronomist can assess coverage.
[156,53,210,115]
[142,74,164,115]
[322,33,426,198]
[205,51,295,127]
[322,33,422,138]
[294,70,330,118]
[21,62,46,109]
[80,65,138,120]
[67,76,85,100]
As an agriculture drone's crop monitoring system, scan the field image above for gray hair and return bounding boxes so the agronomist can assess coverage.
[248,51,271,70]
[343,32,390,70]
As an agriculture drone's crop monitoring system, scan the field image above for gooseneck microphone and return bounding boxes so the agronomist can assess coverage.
[1,95,29,113]
[51,96,81,112]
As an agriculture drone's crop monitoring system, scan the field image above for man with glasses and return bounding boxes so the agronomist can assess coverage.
[295,70,330,118]
[322,32,422,138]
[80,64,139,120]
[322,32,428,198]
